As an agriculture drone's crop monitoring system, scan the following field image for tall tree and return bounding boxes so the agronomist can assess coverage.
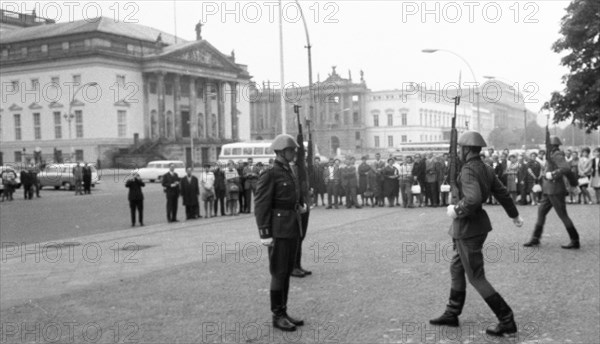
[549,0,600,131]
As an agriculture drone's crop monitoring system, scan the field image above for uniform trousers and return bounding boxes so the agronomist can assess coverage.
[450,234,496,299]
[268,238,299,291]
[326,181,339,206]
[532,194,578,240]
[166,193,178,221]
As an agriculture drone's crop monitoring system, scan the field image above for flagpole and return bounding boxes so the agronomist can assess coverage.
[278,0,287,134]
[173,0,178,43]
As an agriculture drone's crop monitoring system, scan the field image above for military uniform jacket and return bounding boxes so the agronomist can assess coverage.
[255,158,304,239]
[542,149,571,195]
[449,156,519,239]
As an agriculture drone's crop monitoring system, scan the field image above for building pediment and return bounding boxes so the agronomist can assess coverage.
[29,102,43,109]
[49,102,64,108]
[8,104,23,111]
[70,99,85,106]
[157,40,240,72]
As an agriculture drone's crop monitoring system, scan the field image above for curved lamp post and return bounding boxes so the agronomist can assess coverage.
[422,49,480,132]
[64,82,98,161]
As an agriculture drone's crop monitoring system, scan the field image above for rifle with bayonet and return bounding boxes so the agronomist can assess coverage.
[448,76,461,205]
[293,105,310,204]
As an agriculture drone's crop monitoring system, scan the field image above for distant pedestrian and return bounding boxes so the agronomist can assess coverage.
[73,163,83,195]
[225,160,240,215]
[213,164,226,216]
[21,167,34,200]
[242,157,260,213]
[162,163,180,222]
[125,172,145,227]
[201,163,215,218]
[83,163,92,194]
[180,167,200,220]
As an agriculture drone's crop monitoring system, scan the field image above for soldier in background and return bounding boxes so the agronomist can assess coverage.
[430,131,523,337]
[242,157,260,213]
[342,157,362,209]
[255,134,307,332]
[523,136,581,249]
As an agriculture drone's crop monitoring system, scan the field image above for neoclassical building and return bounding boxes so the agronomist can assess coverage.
[250,66,369,157]
[0,10,251,166]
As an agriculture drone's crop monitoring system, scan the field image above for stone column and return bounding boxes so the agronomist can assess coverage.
[204,78,211,139]
[217,81,225,139]
[229,82,238,140]
[174,74,181,140]
[142,73,150,139]
[157,71,166,138]
[189,77,197,139]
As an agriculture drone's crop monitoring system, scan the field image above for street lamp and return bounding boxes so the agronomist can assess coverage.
[422,49,480,131]
[64,82,98,162]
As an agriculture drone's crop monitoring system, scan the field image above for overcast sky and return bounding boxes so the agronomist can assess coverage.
[8,0,574,126]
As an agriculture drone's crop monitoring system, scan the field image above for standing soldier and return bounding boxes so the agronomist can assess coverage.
[243,157,260,213]
[523,136,580,249]
[342,157,362,208]
[255,134,307,332]
[430,131,524,337]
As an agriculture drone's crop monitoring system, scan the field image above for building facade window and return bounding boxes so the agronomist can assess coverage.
[53,111,62,139]
[165,83,173,95]
[149,81,157,94]
[31,78,39,90]
[73,74,81,84]
[355,131,361,140]
[75,110,83,138]
[402,135,407,143]
[374,136,380,148]
[353,111,360,125]
[117,110,127,137]
[373,114,379,127]
[388,135,394,147]
[33,113,41,139]
[116,75,125,85]
[15,151,22,163]
[51,76,59,85]
[14,114,21,140]
[11,80,19,92]
[387,113,393,126]
[75,149,84,161]
[401,113,407,126]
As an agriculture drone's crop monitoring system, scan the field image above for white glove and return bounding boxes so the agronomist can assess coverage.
[446,205,457,219]
[545,172,553,180]
[260,238,273,246]
[512,216,524,228]
[299,203,308,214]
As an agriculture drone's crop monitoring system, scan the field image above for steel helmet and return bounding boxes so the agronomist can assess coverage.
[271,134,299,151]
[458,131,487,147]
[549,135,562,146]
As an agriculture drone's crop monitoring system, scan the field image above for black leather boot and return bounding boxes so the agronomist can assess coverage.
[282,282,304,326]
[523,238,540,247]
[430,289,466,327]
[561,240,580,249]
[484,293,517,336]
[271,290,296,331]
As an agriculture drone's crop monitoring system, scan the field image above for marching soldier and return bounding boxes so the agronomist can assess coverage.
[255,134,307,332]
[430,131,524,337]
[523,136,580,249]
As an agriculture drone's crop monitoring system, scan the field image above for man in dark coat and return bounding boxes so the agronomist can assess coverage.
[236,160,246,213]
[342,156,361,208]
[180,167,200,220]
[310,157,325,206]
[430,131,523,337]
[523,136,580,249]
[82,163,92,194]
[357,155,371,206]
[126,172,145,226]
[162,163,180,222]
[21,167,34,200]
[213,164,226,216]
[255,134,306,332]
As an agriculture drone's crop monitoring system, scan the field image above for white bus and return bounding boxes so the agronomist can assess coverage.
[218,141,319,165]
[393,142,451,156]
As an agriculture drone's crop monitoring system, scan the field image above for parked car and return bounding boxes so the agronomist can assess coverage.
[137,160,186,182]
[38,163,99,190]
